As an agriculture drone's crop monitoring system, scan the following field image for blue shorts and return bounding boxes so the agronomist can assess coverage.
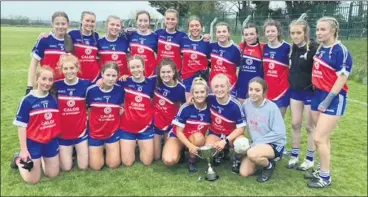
[290,88,313,105]
[119,125,154,140]
[272,89,290,108]
[27,138,59,159]
[167,130,177,138]
[88,130,121,147]
[154,125,172,136]
[269,143,284,159]
[208,130,227,139]
[58,133,88,146]
[311,89,347,116]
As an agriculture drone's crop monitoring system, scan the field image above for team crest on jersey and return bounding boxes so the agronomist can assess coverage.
[268,63,275,69]
[135,95,142,103]
[67,100,75,107]
[85,40,90,45]
[104,107,112,114]
[138,47,144,54]
[44,112,52,120]
[197,124,204,131]
[85,48,92,55]
[246,58,253,65]
[165,44,172,50]
[159,99,165,106]
[190,53,197,60]
[112,53,119,60]
[314,62,320,69]
[215,117,222,124]
[216,59,223,65]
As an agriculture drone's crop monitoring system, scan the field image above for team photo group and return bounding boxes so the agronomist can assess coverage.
[11,7,353,189]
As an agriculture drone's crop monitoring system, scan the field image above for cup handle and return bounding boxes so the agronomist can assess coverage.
[212,150,219,157]
[194,152,203,159]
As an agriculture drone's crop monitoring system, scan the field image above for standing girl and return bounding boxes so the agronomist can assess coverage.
[209,22,241,96]
[152,58,186,161]
[287,19,318,171]
[26,11,69,94]
[86,62,124,170]
[236,23,265,103]
[263,20,291,118]
[307,17,353,188]
[128,10,158,77]
[12,67,61,184]
[119,55,156,167]
[239,77,286,183]
[54,54,90,171]
[156,9,187,73]
[181,16,212,100]
[206,74,247,173]
[162,77,211,172]
[98,15,130,77]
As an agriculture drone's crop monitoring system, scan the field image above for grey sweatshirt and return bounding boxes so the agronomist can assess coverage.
[241,99,286,147]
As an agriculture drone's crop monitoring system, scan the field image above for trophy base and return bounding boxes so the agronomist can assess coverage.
[204,175,219,181]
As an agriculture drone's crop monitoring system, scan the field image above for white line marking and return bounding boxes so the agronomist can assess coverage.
[348,99,367,106]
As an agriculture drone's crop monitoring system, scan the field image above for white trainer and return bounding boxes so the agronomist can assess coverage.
[287,157,299,169]
[297,159,314,171]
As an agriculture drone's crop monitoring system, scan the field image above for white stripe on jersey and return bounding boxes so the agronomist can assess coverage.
[242,55,261,62]
[186,120,210,125]
[154,92,174,105]
[31,52,41,61]
[124,88,151,99]
[13,120,28,128]
[74,44,98,50]
[181,49,206,57]
[176,103,189,117]
[230,97,245,117]
[30,108,59,116]
[58,96,86,100]
[313,57,335,71]
[172,119,185,128]
[263,58,289,68]
[86,84,97,94]
[98,51,126,55]
[210,108,234,123]
[211,54,234,65]
[44,50,66,55]
[90,103,121,108]
[158,39,180,47]
[130,43,155,52]
[15,93,31,116]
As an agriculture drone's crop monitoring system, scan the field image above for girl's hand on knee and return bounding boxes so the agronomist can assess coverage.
[188,145,199,155]
[213,140,226,151]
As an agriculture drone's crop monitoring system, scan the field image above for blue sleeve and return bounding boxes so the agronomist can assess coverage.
[335,46,353,76]
[233,103,247,128]
[206,41,212,59]
[31,38,47,60]
[13,97,31,127]
[172,104,189,128]
[234,47,241,67]
[85,87,93,107]
[179,86,186,103]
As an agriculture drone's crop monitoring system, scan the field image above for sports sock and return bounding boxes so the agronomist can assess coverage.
[319,170,331,181]
[306,150,315,162]
[291,147,300,158]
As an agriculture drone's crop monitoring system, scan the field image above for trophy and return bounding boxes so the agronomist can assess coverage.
[197,145,220,181]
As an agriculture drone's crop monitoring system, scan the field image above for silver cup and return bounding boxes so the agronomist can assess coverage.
[197,145,220,181]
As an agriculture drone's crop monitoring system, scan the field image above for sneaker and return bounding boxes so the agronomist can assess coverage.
[188,162,198,173]
[287,157,299,169]
[179,149,185,164]
[307,176,332,188]
[231,159,241,174]
[304,169,320,180]
[10,152,20,169]
[256,166,275,183]
[297,159,314,171]
[283,149,290,156]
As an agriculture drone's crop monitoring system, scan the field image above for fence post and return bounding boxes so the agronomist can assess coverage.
[347,2,354,40]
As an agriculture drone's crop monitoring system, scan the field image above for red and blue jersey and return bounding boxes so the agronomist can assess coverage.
[118,76,156,133]
[208,94,246,135]
[69,29,100,82]
[55,78,91,139]
[172,103,211,138]
[209,41,241,88]
[13,91,61,143]
[31,33,66,80]
[128,31,158,77]
[312,42,353,95]
[153,81,186,130]
[237,42,265,88]
[86,84,124,140]
[263,41,291,100]
[180,36,211,80]
[98,36,130,76]
[155,29,186,71]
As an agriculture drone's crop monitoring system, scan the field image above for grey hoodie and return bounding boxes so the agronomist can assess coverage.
[242,98,286,147]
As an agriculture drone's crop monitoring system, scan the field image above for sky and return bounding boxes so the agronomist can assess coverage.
[1,1,286,21]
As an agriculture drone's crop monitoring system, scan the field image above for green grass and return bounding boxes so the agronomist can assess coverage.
[1,27,367,196]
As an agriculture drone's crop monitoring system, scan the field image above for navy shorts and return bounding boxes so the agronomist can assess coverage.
[27,138,59,159]
[58,133,88,146]
[311,89,347,116]
[119,125,154,140]
[88,130,121,147]
[290,88,313,105]
[154,125,172,136]
[272,89,290,108]
[269,143,285,159]
[167,130,177,138]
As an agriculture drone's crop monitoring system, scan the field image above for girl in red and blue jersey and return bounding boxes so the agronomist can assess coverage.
[26,11,69,94]
[156,9,187,73]
[118,55,156,167]
[263,19,291,118]
[12,66,61,184]
[128,11,158,77]
[152,58,186,161]
[236,23,265,103]
[181,16,211,101]
[206,74,247,172]
[98,15,130,77]
[86,62,124,171]
[307,17,353,189]
[54,54,90,171]
[209,22,241,96]
[162,77,211,173]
